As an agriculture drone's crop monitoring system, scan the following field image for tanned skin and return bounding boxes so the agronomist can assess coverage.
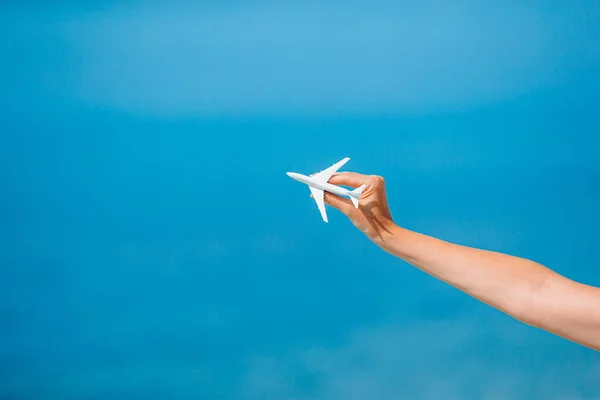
[321,172,600,351]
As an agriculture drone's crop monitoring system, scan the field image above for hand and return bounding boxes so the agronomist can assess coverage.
[324,172,396,245]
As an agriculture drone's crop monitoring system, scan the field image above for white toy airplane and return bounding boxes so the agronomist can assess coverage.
[287,157,366,223]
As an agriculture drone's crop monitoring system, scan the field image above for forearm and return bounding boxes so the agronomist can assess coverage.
[377,224,556,325]
[377,224,600,350]
[323,172,599,349]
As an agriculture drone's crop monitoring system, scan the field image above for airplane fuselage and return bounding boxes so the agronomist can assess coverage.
[287,157,364,222]
[286,172,351,198]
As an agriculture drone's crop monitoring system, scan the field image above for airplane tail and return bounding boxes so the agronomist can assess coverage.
[348,184,366,208]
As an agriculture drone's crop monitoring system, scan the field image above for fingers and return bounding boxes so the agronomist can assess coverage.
[323,192,353,215]
[310,192,352,215]
[327,172,370,188]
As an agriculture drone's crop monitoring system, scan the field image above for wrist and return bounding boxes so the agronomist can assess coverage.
[368,219,402,250]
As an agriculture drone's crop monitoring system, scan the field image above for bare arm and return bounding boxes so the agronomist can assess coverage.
[323,172,600,351]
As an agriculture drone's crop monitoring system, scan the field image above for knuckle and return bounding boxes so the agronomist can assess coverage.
[323,193,336,205]
[370,175,385,185]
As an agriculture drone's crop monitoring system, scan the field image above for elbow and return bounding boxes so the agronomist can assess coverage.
[509,300,541,328]
[512,273,555,329]
[514,307,543,328]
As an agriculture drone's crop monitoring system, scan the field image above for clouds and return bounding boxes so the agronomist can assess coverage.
[3,1,600,116]
[239,316,600,399]
[1,2,600,399]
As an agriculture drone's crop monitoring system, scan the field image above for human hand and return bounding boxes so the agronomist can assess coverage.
[322,172,396,245]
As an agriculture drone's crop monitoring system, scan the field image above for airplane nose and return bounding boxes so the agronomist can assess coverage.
[287,172,302,181]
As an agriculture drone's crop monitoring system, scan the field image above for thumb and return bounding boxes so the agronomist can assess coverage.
[323,192,353,215]
[310,192,352,215]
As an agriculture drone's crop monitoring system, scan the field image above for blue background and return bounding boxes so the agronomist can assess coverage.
[1,1,600,398]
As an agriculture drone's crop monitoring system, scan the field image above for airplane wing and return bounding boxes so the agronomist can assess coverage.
[309,186,328,223]
[312,157,350,184]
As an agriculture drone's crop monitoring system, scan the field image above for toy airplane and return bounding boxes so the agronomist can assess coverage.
[287,157,366,223]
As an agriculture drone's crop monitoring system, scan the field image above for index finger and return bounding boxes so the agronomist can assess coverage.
[327,171,370,188]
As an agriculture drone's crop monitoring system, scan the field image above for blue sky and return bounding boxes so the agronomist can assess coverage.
[1,1,600,399]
